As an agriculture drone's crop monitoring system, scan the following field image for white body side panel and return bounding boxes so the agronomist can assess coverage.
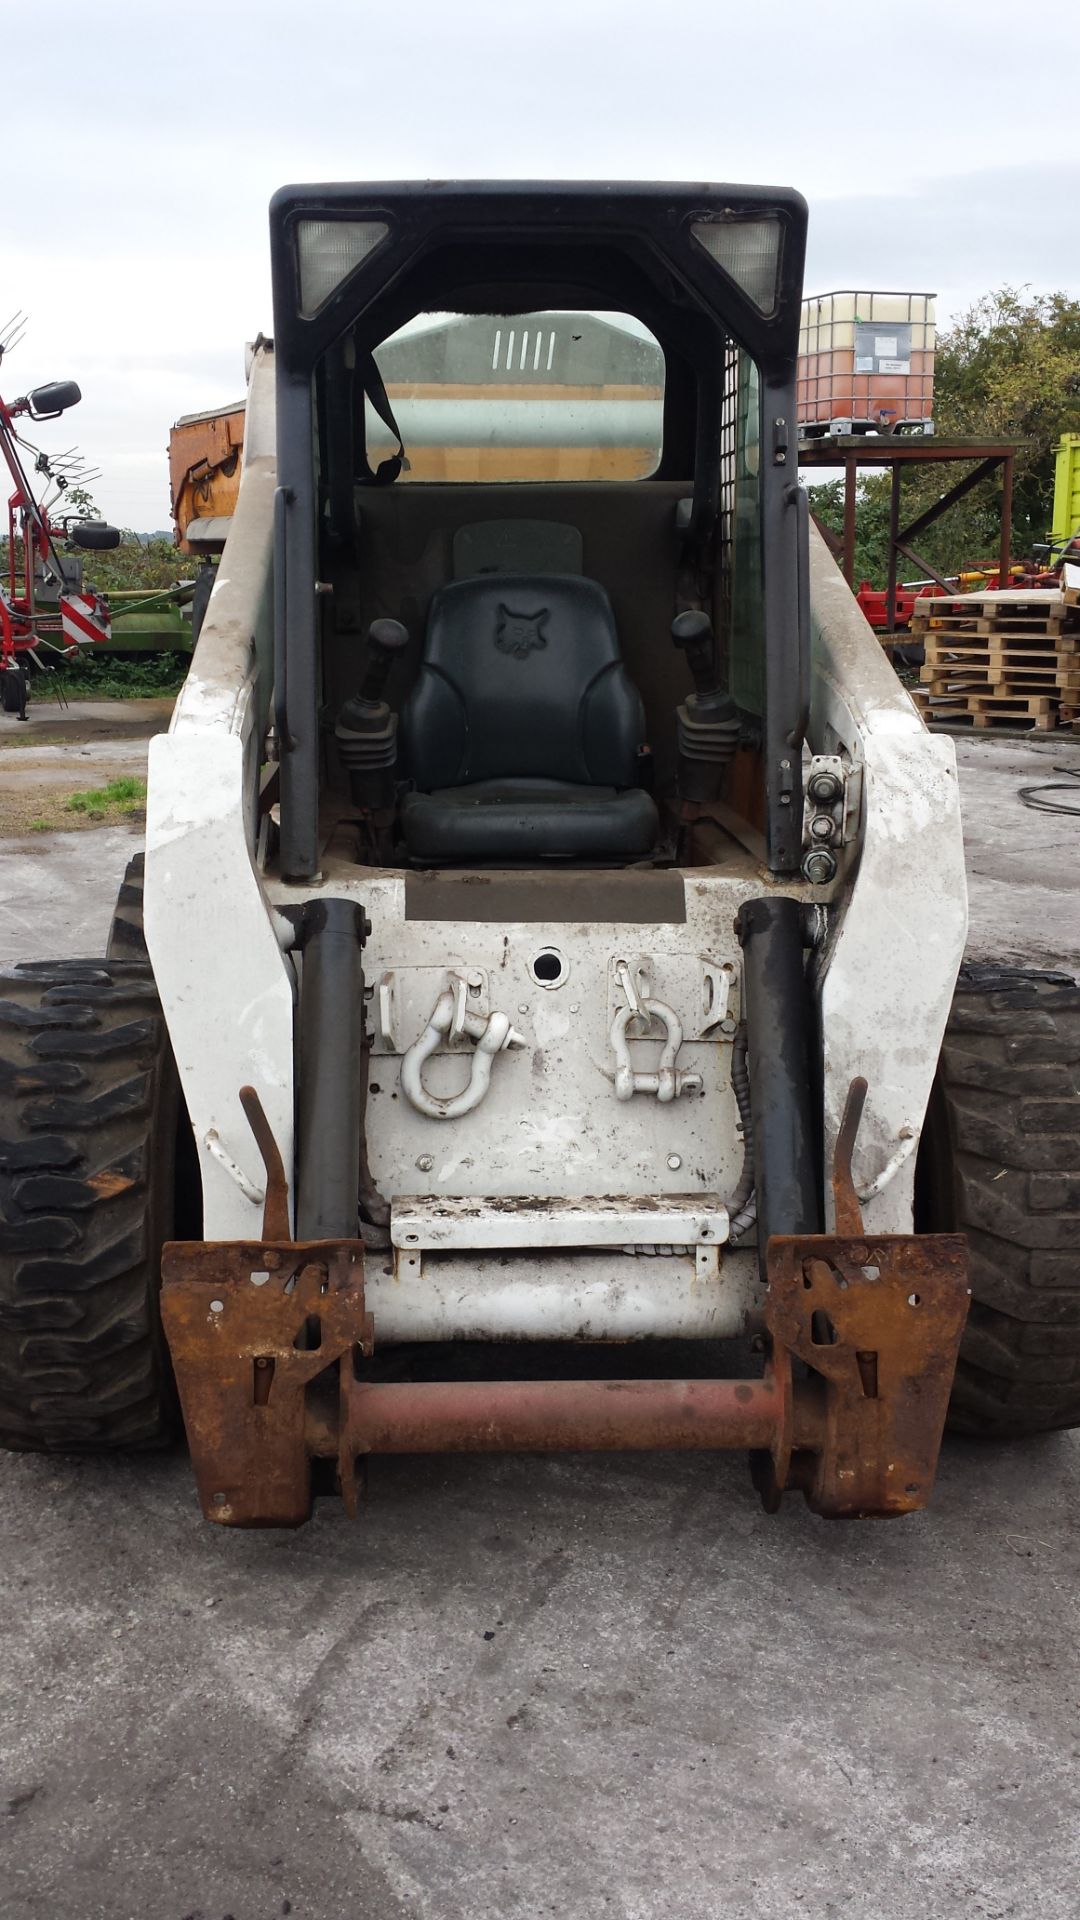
[808,531,968,1232]
[144,345,295,1238]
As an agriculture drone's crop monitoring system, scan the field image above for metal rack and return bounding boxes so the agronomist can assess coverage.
[799,435,1018,635]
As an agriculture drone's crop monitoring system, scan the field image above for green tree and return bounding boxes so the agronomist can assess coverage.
[934,286,1080,554]
[75,535,195,594]
[1,528,194,595]
[806,473,892,585]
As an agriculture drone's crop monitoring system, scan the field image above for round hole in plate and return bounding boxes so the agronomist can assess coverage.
[530,947,568,989]
[908,1292,921,1307]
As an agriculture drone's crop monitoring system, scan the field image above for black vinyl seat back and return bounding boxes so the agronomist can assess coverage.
[401,574,647,791]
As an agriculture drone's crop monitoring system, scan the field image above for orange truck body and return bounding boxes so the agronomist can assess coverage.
[169,402,246,552]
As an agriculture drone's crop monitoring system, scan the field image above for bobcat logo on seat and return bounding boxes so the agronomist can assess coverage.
[495,604,549,659]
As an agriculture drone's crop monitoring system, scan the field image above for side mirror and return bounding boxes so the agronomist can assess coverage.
[70,521,121,551]
[28,380,82,419]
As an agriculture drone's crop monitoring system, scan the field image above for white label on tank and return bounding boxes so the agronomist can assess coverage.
[875,335,899,357]
[878,357,910,374]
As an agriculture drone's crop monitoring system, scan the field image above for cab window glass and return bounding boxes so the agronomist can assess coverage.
[367,311,664,482]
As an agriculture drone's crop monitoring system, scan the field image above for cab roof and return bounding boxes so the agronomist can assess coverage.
[269,180,808,380]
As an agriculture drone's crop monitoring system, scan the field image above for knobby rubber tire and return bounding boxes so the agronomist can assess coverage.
[1,669,27,717]
[106,851,148,960]
[918,965,1080,1438]
[0,958,193,1452]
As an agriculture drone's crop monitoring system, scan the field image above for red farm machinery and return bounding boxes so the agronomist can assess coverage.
[0,316,119,717]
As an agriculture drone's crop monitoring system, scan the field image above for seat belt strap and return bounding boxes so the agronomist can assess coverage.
[359,353,410,485]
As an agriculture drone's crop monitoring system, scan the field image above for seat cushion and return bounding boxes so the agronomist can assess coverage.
[402,779,659,864]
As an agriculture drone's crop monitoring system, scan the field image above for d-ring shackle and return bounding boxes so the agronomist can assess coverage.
[610,999,703,1103]
[401,987,526,1120]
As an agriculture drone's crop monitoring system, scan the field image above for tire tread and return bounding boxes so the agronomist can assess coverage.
[924,967,1080,1437]
[0,955,181,1452]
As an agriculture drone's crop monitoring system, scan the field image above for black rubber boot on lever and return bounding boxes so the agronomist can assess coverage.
[672,611,740,802]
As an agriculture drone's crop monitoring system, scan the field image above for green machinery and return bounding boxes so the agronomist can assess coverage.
[97,583,194,653]
[1052,432,1080,551]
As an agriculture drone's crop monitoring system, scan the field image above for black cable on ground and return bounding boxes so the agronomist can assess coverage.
[1018,766,1080,817]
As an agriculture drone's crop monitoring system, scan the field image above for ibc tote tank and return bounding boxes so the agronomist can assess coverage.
[797,291,936,435]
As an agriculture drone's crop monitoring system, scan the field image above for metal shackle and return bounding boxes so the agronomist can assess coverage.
[401,987,525,1120]
[610,997,702,1103]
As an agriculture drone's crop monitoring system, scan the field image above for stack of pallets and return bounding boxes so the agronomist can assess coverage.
[910,589,1080,732]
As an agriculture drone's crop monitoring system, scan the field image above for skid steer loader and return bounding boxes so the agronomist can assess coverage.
[2,182,1078,1527]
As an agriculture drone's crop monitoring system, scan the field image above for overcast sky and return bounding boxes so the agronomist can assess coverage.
[6,0,1075,530]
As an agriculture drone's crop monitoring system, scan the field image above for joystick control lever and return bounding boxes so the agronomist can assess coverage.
[336,618,410,809]
[359,617,409,702]
[672,609,718,696]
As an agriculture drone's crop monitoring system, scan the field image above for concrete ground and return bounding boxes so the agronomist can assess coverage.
[2,696,176,744]
[1,718,1079,1920]
[956,733,1080,972]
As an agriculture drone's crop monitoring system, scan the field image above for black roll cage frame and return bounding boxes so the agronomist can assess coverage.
[267,180,810,881]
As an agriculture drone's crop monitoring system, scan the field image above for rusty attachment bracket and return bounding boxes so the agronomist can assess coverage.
[161,1239,372,1526]
[160,1080,970,1528]
[757,1077,971,1516]
[161,1086,372,1526]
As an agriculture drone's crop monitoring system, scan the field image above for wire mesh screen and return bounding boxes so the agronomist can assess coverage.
[722,349,765,718]
[715,336,738,680]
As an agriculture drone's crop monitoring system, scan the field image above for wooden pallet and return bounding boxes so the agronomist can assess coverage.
[912,687,1061,732]
[910,618,1068,641]
[920,628,1080,650]
[965,691,1053,716]
[911,589,1079,642]
[921,641,1080,668]
[913,589,1067,615]
[921,659,1080,692]
[919,650,1080,681]
[913,605,1077,634]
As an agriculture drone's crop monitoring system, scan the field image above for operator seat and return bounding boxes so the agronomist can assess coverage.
[399,574,658,863]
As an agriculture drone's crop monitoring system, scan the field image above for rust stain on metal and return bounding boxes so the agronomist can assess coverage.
[832,1074,868,1238]
[342,1375,784,1457]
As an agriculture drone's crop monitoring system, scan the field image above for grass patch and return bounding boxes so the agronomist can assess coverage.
[37,652,188,702]
[64,776,147,821]
[28,818,55,832]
